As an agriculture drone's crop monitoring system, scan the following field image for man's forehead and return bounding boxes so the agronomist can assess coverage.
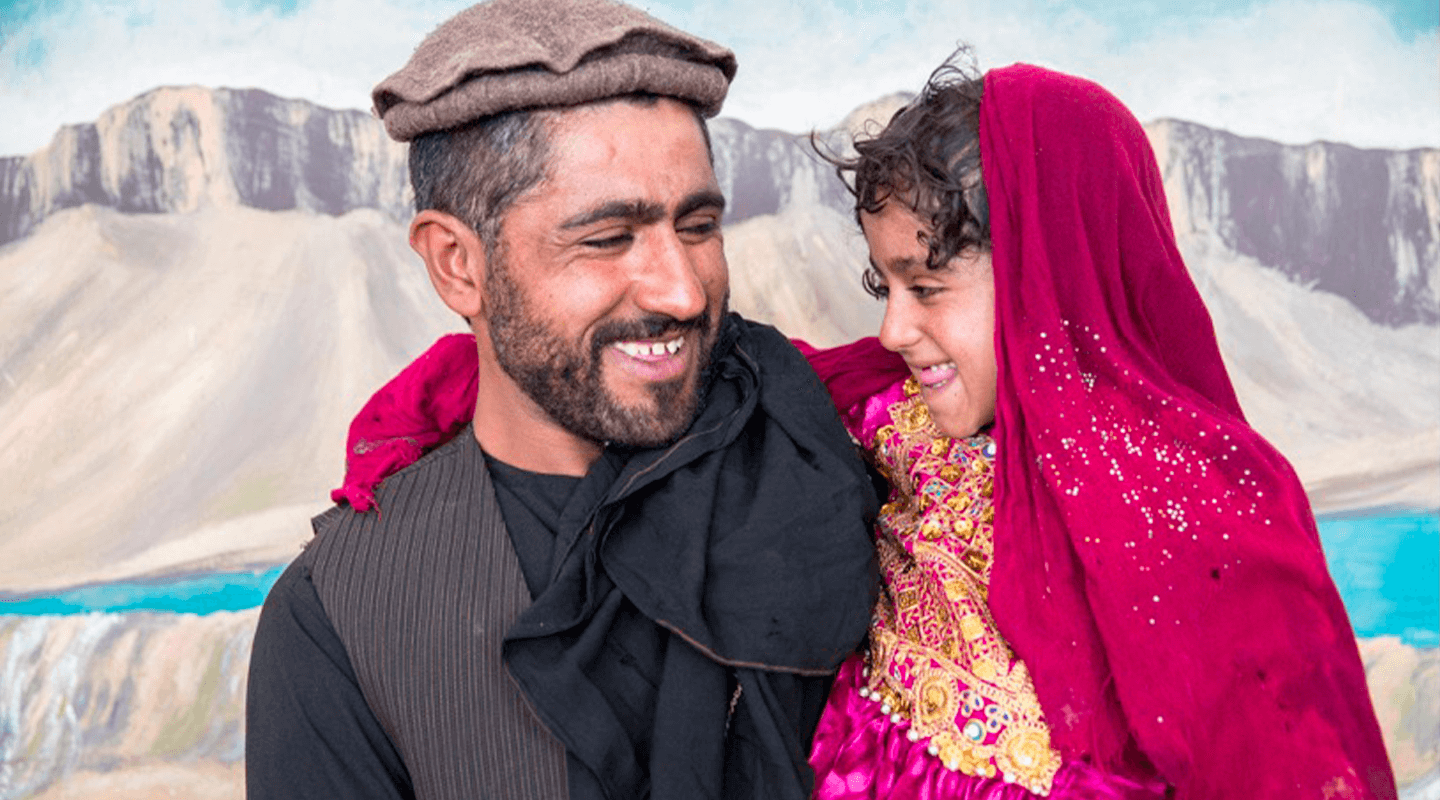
[548,96,709,152]
[536,99,719,204]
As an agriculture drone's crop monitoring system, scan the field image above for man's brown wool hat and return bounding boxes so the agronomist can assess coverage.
[372,0,738,142]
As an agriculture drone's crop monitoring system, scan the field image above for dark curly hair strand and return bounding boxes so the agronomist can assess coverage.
[821,50,991,298]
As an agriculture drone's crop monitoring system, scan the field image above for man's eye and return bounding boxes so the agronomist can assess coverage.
[582,233,633,248]
[679,220,719,238]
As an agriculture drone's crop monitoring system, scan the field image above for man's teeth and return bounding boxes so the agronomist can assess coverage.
[615,337,684,357]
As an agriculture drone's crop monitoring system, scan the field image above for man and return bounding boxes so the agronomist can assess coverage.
[244,1,877,798]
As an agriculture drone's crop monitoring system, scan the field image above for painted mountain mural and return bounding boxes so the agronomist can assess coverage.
[1,87,1436,798]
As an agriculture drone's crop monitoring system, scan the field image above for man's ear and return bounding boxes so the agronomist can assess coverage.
[410,210,488,319]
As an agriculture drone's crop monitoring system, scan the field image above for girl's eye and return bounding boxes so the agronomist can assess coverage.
[910,284,941,299]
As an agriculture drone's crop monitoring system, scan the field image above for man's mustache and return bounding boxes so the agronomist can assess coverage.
[590,312,711,353]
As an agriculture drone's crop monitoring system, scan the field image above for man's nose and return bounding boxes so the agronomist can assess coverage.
[631,229,709,322]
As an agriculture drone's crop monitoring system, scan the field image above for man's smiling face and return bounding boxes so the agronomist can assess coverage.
[484,96,729,449]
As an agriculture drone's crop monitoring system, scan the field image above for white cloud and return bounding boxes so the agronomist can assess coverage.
[0,0,1435,156]
[0,0,472,155]
[1062,0,1440,148]
[658,0,1440,148]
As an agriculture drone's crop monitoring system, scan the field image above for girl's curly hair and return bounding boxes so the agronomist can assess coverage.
[821,50,990,297]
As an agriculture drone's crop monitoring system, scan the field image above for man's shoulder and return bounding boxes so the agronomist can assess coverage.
[314,432,482,531]
[724,313,833,411]
[301,428,508,649]
[305,431,493,573]
[726,312,790,352]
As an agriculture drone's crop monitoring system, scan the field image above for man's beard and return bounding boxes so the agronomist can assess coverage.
[484,253,723,449]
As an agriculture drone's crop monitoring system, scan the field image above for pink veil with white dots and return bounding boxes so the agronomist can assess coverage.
[981,65,1394,797]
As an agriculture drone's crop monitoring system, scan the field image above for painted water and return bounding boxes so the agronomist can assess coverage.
[0,566,285,616]
[1319,510,1439,648]
[2,511,1436,646]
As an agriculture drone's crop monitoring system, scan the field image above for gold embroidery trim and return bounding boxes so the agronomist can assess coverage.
[860,384,1062,795]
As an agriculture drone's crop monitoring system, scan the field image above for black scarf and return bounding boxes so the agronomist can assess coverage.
[502,314,878,799]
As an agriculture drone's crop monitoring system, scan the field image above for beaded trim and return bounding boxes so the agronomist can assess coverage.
[858,378,1062,795]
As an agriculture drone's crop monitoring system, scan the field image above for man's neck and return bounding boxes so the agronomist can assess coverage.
[471,361,602,477]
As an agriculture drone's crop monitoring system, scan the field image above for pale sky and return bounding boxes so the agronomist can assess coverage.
[0,0,1436,157]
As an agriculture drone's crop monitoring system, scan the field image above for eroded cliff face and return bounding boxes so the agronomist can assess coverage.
[1148,119,1440,326]
[708,117,854,223]
[0,87,410,246]
[0,612,1432,799]
[0,611,255,800]
[4,86,1434,328]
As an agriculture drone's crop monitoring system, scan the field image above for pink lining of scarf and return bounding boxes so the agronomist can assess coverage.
[792,337,909,425]
[333,333,478,513]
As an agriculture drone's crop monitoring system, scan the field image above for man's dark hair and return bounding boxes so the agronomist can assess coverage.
[408,94,714,259]
[822,51,990,297]
[409,110,550,258]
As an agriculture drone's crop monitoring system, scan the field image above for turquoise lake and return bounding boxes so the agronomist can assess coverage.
[2,511,1437,646]
[0,564,286,616]
[1317,509,1438,647]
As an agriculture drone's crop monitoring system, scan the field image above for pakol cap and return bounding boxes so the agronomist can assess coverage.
[373,0,738,141]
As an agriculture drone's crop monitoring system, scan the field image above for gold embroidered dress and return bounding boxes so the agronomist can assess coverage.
[810,377,1065,798]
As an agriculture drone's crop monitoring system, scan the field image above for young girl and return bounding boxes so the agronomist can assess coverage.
[331,61,1395,799]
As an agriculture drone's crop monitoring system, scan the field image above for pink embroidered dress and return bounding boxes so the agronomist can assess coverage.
[797,357,1161,800]
[812,376,1079,798]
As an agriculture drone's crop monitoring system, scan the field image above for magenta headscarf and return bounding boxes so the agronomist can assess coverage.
[981,65,1394,797]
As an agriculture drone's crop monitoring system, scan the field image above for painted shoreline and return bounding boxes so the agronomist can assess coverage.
[0,564,286,615]
[4,508,1435,648]
[1316,508,1440,648]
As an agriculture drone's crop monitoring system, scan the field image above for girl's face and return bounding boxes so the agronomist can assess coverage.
[861,201,997,439]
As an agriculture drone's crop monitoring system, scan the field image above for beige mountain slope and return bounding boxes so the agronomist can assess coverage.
[0,205,460,592]
[1,177,1436,593]
[0,201,872,593]
[1184,237,1440,511]
[724,202,882,347]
